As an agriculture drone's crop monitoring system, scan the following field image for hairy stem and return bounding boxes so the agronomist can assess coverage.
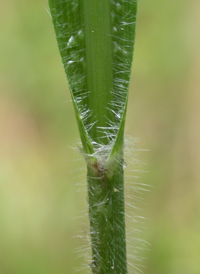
[87,148,126,273]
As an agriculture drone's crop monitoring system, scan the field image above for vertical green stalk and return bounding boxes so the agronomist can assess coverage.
[48,0,138,273]
[87,150,126,273]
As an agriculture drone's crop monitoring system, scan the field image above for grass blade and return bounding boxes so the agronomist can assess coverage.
[49,0,138,273]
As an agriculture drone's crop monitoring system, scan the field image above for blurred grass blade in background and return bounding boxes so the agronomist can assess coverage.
[48,0,137,273]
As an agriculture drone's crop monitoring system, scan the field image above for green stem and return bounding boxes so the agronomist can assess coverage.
[87,148,127,274]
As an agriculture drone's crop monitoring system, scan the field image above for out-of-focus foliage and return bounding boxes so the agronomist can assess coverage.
[0,0,199,273]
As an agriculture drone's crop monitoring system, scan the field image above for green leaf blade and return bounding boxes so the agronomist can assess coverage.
[49,0,94,155]
[49,0,137,156]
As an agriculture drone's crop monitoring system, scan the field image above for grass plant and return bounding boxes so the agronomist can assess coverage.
[48,1,138,273]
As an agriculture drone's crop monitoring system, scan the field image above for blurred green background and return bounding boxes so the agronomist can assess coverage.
[0,0,200,273]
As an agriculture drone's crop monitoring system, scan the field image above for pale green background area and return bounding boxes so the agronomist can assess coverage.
[0,0,200,273]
